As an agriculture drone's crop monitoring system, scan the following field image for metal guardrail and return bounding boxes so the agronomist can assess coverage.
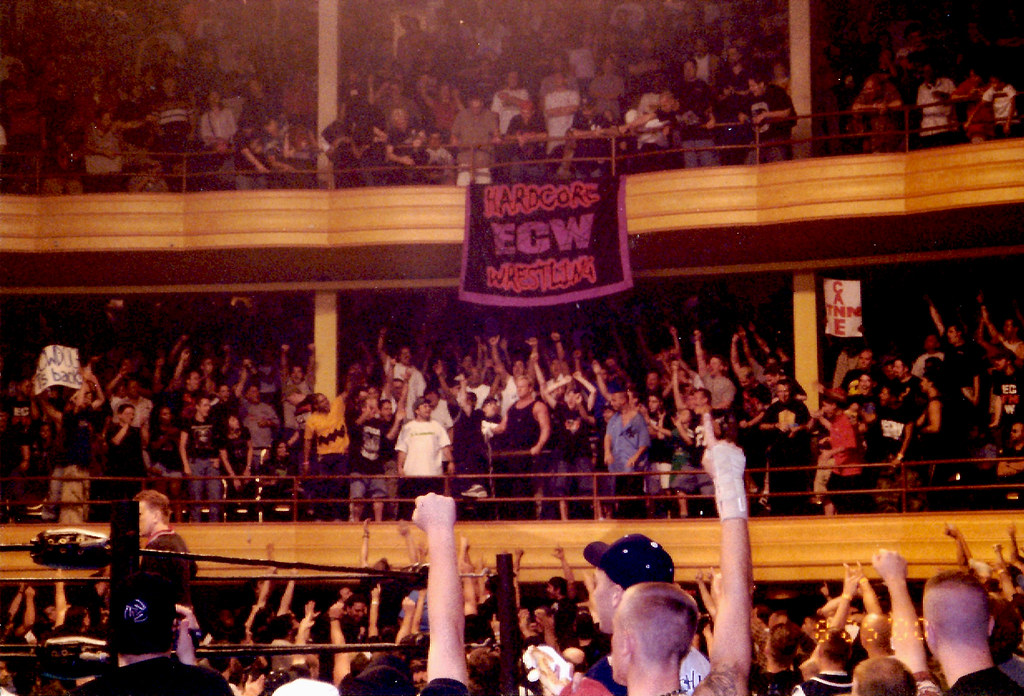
[0,101,1019,195]
[2,453,1023,523]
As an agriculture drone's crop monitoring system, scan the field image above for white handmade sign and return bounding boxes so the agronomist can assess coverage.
[824,279,863,337]
[34,345,83,394]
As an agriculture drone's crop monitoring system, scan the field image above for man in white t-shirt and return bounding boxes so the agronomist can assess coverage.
[491,70,530,135]
[391,346,427,420]
[543,72,581,154]
[982,73,1018,138]
[916,63,957,148]
[395,397,452,516]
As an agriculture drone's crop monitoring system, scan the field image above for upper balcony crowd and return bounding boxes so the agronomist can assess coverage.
[2,281,1024,524]
[0,0,1021,194]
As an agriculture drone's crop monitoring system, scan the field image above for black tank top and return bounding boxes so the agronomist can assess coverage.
[503,398,540,450]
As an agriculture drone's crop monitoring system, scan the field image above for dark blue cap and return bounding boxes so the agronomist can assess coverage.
[583,534,674,588]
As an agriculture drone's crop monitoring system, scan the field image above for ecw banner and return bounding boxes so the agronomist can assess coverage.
[824,278,863,337]
[459,179,632,307]
[34,345,83,394]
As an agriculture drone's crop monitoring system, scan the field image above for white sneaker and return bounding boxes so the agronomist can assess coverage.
[463,484,489,498]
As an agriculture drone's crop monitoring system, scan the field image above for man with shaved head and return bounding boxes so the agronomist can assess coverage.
[603,411,752,696]
[858,612,892,660]
[851,657,915,696]
[610,583,700,695]
[923,570,1024,695]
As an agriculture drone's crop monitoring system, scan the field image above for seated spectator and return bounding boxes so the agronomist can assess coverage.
[423,132,455,185]
[127,158,170,193]
[234,126,271,190]
[40,132,85,195]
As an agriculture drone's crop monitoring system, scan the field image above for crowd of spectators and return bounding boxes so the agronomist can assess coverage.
[3,492,1024,696]
[820,0,1023,154]
[2,281,1024,524]
[2,0,1022,194]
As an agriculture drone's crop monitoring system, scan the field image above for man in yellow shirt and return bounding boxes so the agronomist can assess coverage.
[303,392,350,520]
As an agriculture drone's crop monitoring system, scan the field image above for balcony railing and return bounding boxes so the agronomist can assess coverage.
[3,452,1022,524]
[1,100,1020,195]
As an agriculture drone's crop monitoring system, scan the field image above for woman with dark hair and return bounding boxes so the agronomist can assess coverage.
[218,414,251,519]
[104,402,147,507]
[253,438,297,520]
[914,367,956,500]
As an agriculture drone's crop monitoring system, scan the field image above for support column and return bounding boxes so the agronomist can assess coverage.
[789,0,812,159]
[317,0,339,182]
[793,272,819,412]
[313,291,338,396]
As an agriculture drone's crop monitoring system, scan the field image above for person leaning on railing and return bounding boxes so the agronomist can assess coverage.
[851,73,905,154]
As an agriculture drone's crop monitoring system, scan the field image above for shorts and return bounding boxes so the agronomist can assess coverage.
[350,474,387,500]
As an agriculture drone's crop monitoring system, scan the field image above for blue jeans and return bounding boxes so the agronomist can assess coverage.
[188,458,223,522]
[306,453,347,519]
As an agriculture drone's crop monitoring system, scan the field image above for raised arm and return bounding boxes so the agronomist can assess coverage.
[553,546,577,600]
[729,331,745,377]
[944,522,973,571]
[2,585,25,642]
[992,544,1020,602]
[925,295,946,336]
[329,600,353,686]
[859,573,883,615]
[368,584,382,638]
[489,335,509,381]
[694,412,752,696]
[412,493,469,685]
[360,520,370,568]
[277,578,296,616]
[459,536,479,616]
[694,330,709,376]
[591,360,612,402]
[827,563,863,631]
[535,360,558,409]
[54,580,68,629]
[295,600,319,646]
[872,550,929,674]
[397,519,419,566]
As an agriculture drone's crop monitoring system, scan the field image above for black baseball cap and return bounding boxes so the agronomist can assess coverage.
[583,534,674,588]
[339,654,415,696]
[115,572,177,655]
